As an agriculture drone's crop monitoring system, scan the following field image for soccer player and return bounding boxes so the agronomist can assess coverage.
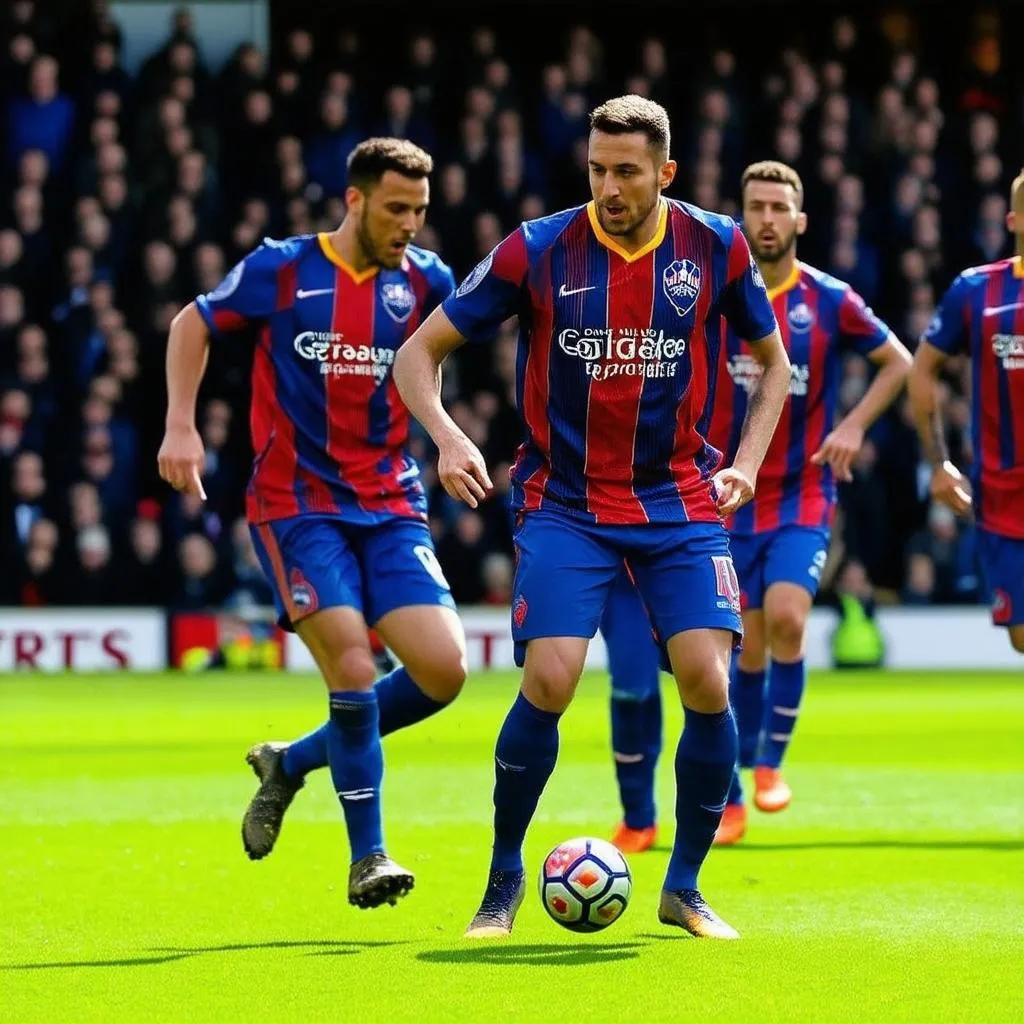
[157,138,468,909]
[394,96,792,939]
[708,161,911,844]
[603,570,664,855]
[908,169,1024,656]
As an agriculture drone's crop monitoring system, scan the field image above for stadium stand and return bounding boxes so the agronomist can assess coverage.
[2,1,1020,612]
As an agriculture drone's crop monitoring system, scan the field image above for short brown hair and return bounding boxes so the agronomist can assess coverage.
[589,95,671,160]
[741,160,805,209]
[1011,168,1024,211]
[346,137,433,192]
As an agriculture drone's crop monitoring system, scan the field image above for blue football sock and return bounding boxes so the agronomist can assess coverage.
[491,691,562,873]
[281,726,328,781]
[610,688,662,830]
[281,667,450,781]
[730,663,766,768]
[664,706,737,892]
[727,765,744,806]
[757,658,806,769]
[326,691,384,863]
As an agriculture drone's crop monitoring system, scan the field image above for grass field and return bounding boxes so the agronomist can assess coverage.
[1,669,1022,1023]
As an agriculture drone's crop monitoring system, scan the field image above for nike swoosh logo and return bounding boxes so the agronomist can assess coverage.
[699,800,728,813]
[982,302,1024,316]
[296,288,334,299]
[558,284,596,297]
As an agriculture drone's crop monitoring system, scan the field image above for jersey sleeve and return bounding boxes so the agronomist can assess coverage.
[423,258,456,319]
[441,228,529,342]
[195,240,291,336]
[716,224,778,341]
[920,274,972,355]
[837,286,893,357]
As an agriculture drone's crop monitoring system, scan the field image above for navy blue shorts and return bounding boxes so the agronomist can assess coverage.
[729,525,830,611]
[250,515,455,631]
[511,510,742,668]
[978,529,1024,627]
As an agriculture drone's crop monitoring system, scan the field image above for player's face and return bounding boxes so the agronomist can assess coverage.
[742,180,806,263]
[348,171,429,269]
[588,131,676,238]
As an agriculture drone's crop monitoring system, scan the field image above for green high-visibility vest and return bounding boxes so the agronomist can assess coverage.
[831,593,885,667]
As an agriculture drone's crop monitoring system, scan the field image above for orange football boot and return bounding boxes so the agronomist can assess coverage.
[712,802,747,845]
[612,822,658,854]
[753,766,792,812]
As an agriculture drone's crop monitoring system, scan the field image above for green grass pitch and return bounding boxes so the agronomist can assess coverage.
[2,669,1022,1023]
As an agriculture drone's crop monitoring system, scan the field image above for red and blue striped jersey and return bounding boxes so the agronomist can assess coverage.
[708,261,892,534]
[922,255,1024,539]
[195,233,455,525]
[441,199,777,525]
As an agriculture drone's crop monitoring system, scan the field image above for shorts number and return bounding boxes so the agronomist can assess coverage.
[413,544,451,590]
[712,555,741,610]
[809,549,827,581]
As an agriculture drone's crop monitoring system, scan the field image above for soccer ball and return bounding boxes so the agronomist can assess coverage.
[539,837,632,932]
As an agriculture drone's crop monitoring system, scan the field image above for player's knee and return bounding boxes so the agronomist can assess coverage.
[323,646,378,691]
[737,646,766,672]
[1009,628,1024,655]
[524,653,579,712]
[411,643,468,702]
[766,604,807,655]
[672,650,730,712]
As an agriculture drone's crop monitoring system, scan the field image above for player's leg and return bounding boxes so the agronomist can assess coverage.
[246,520,465,821]
[362,517,468,729]
[243,518,411,907]
[754,527,829,812]
[978,529,1024,655]
[631,524,743,939]
[715,607,764,845]
[717,533,767,844]
[601,568,662,852]
[296,605,414,907]
[466,512,620,938]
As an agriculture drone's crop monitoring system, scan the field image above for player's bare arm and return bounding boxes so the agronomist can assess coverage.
[157,301,208,500]
[907,339,972,515]
[714,326,790,515]
[394,306,494,508]
[811,335,912,482]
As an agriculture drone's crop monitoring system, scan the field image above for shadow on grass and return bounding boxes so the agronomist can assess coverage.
[3,953,196,970]
[2,939,405,971]
[153,939,404,953]
[418,941,646,967]
[718,839,1024,852]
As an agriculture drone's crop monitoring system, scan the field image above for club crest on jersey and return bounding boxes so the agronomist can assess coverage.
[663,259,701,317]
[381,281,416,323]
[288,568,318,615]
[788,302,815,332]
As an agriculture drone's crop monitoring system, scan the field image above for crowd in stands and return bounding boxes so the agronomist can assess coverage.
[1,1,1019,611]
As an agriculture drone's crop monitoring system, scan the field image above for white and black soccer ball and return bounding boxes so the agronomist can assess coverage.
[539,837,632,932]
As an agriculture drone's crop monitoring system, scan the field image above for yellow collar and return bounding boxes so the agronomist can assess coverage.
[766,262,801,301]
[1013,255,1024,279]
[586,200,667,263]
[318,233,378,284]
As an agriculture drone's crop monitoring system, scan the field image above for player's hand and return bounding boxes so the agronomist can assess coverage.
[810,422,864,482]
[712,466,755,516]
[158,423,207,500]
[930,460,972,516]
[437,431,493,508]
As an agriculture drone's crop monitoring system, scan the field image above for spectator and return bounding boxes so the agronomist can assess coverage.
[6,55,76,173]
